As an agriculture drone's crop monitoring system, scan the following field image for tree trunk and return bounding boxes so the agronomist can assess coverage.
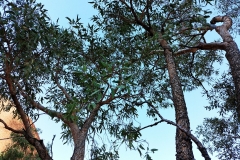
[160,39,194,160]
[225,42,240,118]
[211,16,240,120]
[70,104,102,160]
[70,130,87,160]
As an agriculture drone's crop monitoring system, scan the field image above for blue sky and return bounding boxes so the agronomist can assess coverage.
[34,1,239,159]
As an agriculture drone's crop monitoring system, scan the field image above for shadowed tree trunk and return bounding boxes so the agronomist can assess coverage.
[159,39,194,160]
[210,16,240,120]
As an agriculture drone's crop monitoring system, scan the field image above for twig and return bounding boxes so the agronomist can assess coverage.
[50,135,56,158]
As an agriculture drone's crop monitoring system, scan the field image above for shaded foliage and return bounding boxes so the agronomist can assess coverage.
[197,71,240,160]
[0,133,40,160]
[0,0,239,159]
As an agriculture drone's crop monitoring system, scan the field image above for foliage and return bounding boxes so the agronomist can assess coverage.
[0,133,40,160]
[0,0,155,158]
[215,0,240,34]
[196,71,240,160]
[0,0,239,159]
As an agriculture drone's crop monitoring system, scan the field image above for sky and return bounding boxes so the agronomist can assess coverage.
[33,1,240,160]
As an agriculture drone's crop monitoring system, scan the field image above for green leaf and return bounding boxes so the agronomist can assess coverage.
[151,148,158,153]
[139,144,145,150]
[66,17,71,22]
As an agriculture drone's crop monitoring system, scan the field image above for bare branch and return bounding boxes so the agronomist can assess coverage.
[50,135,56,158]
[54,72,72,101]
[174,42,227,56]
[146,102,211,160]
[138,120,162,131]
[0,118,24,134]
[174,48,198,56]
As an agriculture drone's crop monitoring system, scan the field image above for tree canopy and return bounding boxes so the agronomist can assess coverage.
[0,0,239,159]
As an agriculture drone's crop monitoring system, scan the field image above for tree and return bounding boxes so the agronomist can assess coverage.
[0,0,151,159]
[195,2,240,159]
[90,0,240,159]
[1,0,240,160]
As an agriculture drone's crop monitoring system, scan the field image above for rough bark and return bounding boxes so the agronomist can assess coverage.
[116,1,196,158]
[70,106,101,160]
[159,39,194,160]
[210,16,240,120]
[174,16,240,120]
[225,42,240,119]
[146,102,211,160]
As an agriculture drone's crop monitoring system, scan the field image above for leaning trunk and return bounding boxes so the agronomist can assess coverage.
[225,41,240,118]
[4,62,52,160]
[210,16,240,119]
[160,39,194,159]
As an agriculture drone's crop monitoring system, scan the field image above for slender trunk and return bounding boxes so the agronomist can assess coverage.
[160,39,194,159]
[211,16,240,119]
[225,42,240,118]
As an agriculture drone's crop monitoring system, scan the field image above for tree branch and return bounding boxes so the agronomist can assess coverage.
[17,85,67,124]
[120,0,153,35]
[50,135,56,158]
[54,72,72,101]
[174,42,227,56]
[138,120,162,131]
[210,16,233,42]
[146,102,211,160]
[0,118,24,134]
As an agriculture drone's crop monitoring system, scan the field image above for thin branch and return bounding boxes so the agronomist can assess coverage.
[174,48,198,57]
[149,49,164,55]
[17,84,67,124]
[174,42,227,57]
[50,135,56,158]
[138,120,162,131]
[146,102,211,160]
[54,72,72,101]
[146,0,152,28]
[120,0,153,35]
[0,118,24,134]
[188,55,212,99]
